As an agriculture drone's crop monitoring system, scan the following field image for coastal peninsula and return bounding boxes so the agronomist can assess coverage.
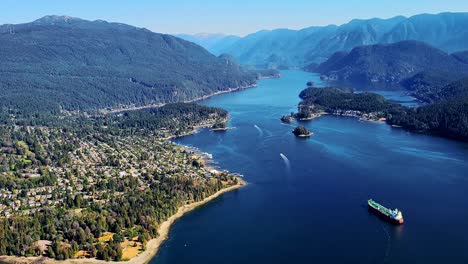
[0,103,245,263]
[0,179,245,264]
[296,86,468,141]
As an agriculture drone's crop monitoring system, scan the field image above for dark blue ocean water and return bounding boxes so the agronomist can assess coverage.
[151,70,468,264]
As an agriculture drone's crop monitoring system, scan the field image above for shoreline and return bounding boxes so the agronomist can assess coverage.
[212,127,234,131]
[101,74,282,115]
[1,73,266,264]
[1,105,242,264]
[159,116,230,141]
[102,83,258,115]
[1,113,243,264]
[0,179,246,264]
[295,132,313,138]
[298,112,329,121]
[298,111,387,124]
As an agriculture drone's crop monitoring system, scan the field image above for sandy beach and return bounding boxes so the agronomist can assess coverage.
[0,179,246,264]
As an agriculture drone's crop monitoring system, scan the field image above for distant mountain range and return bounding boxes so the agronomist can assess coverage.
[0,16,257,117]
[314,40,468,83]
[300,38,468,141]
[313,40,468,102]
[180,12,468,69]
[175,33,241,56]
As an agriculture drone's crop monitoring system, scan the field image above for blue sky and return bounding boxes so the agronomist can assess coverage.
[1,0,468,36]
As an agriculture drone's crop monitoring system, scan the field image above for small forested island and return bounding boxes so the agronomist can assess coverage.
[297,86,468,141]
[292,126,313,137]
[212,122,228,131]
[280,114,295,123]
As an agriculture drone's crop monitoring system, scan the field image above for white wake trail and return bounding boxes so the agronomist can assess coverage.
[254,125,264,136]
[280,153,291,169]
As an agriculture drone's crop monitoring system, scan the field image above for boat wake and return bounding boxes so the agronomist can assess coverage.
[254,125,264,137]
[280,122,295,128]
[280,153,291,170]
[380,223,392,264]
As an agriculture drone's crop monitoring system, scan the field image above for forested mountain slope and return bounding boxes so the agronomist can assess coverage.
[315,41,468,83]
[185,12,468,68]
[0,16,257,117]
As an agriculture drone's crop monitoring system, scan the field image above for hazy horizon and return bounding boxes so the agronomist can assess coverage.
[1,0,468,36]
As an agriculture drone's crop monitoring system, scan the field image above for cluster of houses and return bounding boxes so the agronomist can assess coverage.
[332,109,384,122]
[1,186,55,217]
[1,131,218,218]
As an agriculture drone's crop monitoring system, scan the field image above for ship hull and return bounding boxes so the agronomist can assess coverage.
[368,204,404,225]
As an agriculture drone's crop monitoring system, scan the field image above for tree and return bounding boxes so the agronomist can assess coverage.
[292,126,312,137]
